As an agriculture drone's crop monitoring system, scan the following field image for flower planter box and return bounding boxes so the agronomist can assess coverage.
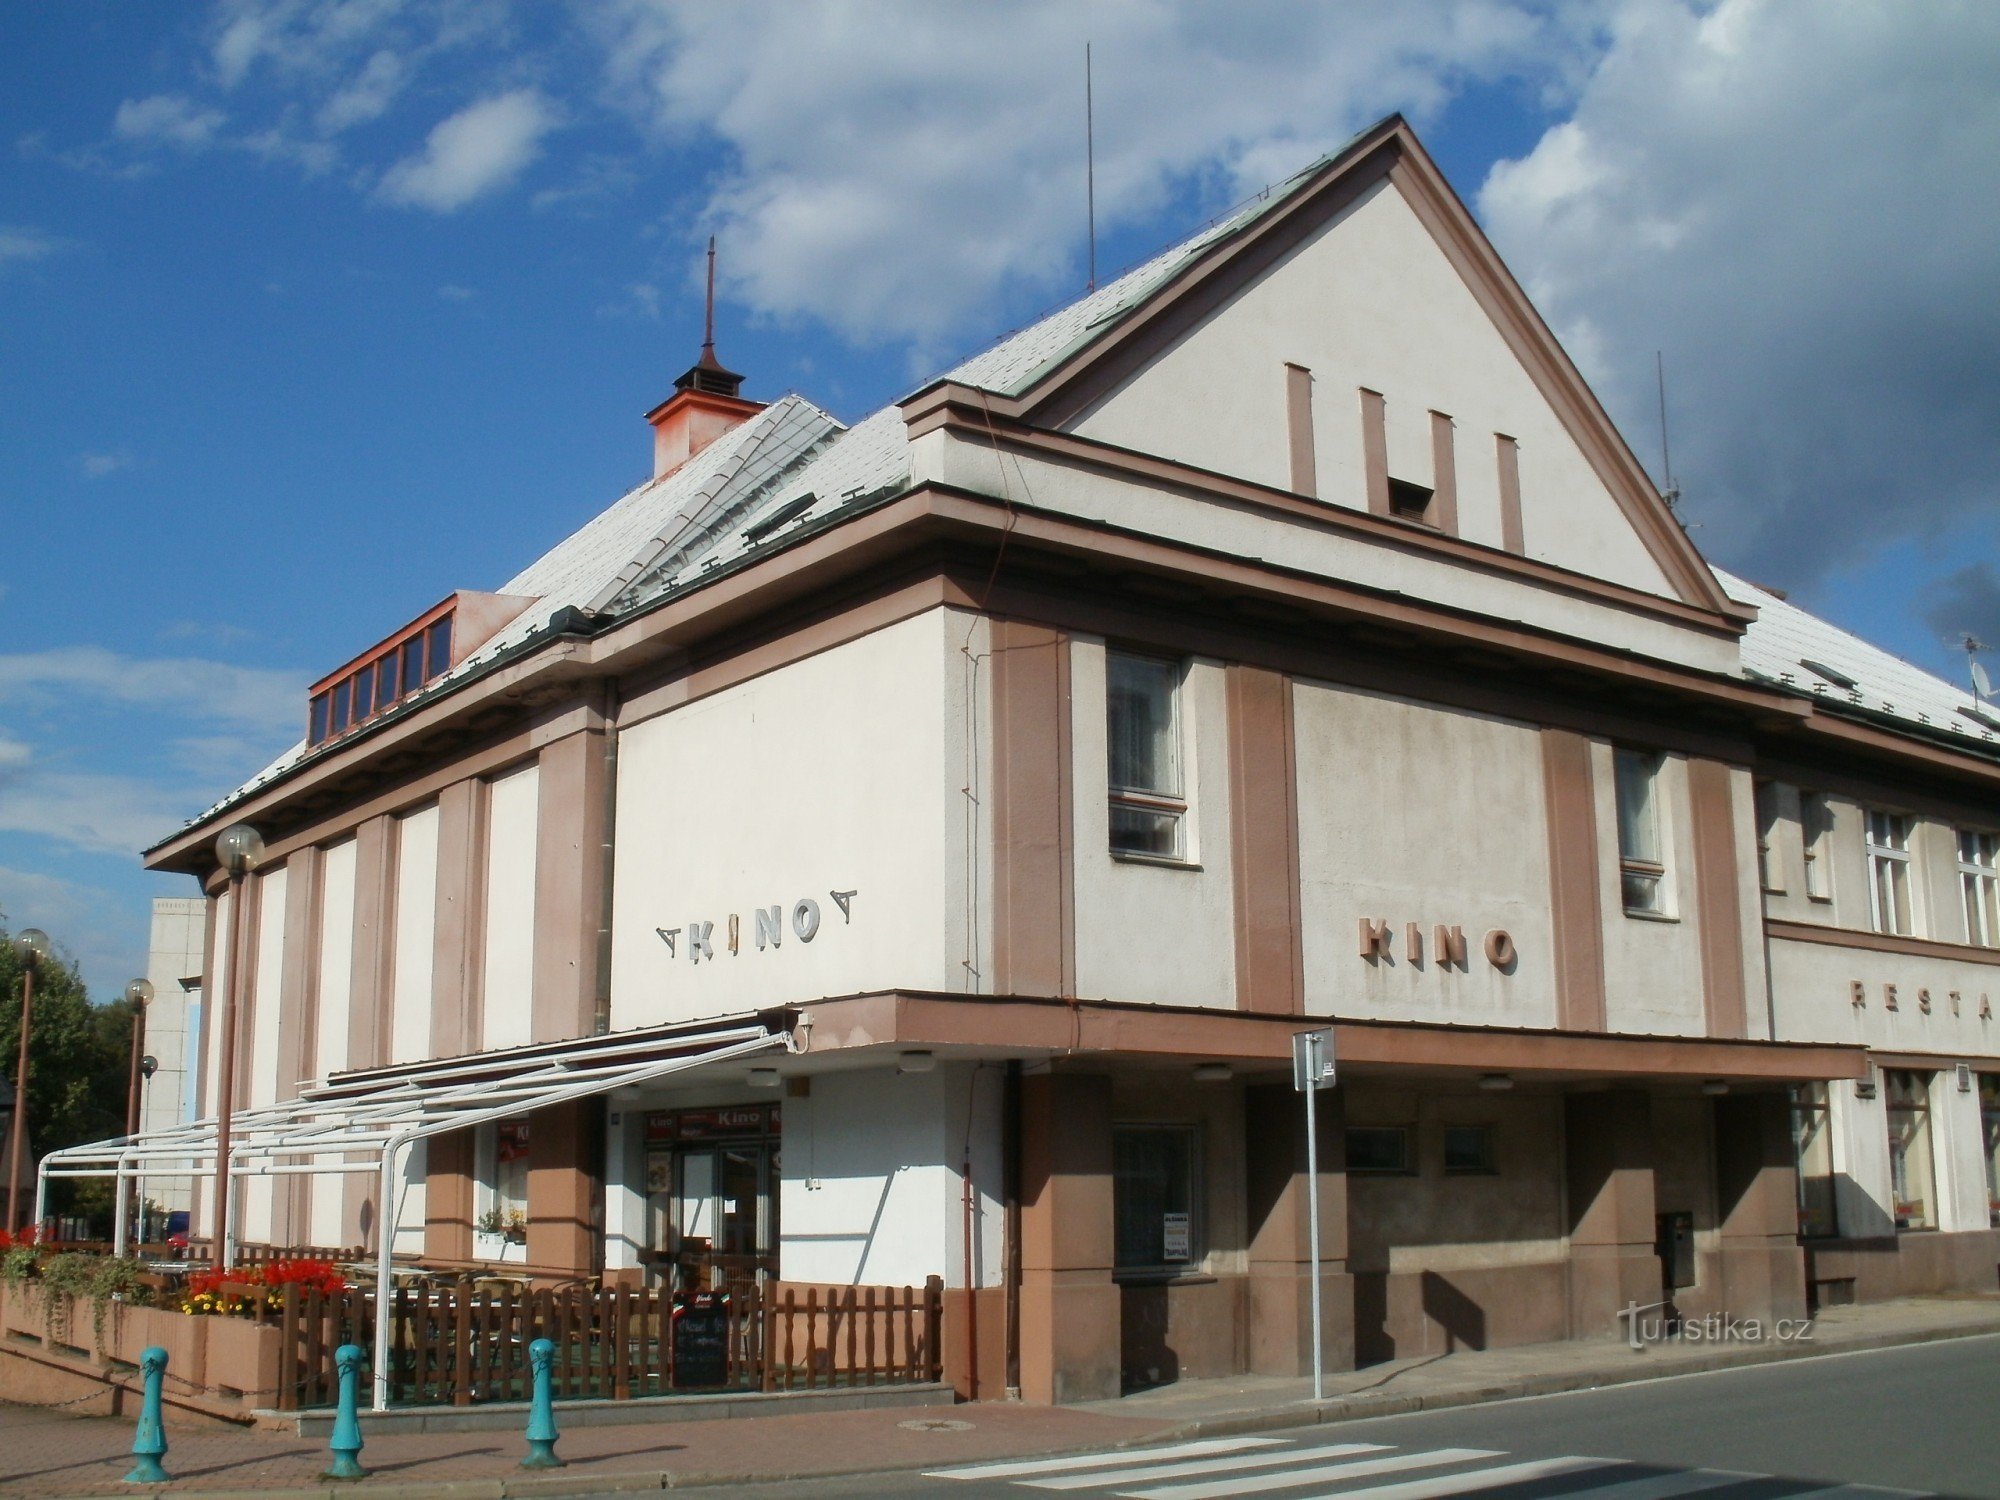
[105,1299,208,1388]
[473,1232,528,1265]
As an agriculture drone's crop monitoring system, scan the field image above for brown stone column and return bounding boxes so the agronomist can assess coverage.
[533,725,608,1044]
[1713,1091,1808,1324]
[425,1131,476,1265]
[1564,1090,1660,1338]
[1018,1072,1119,1403]
[1245,1082,1353,1376]
[526,1100,601,1277]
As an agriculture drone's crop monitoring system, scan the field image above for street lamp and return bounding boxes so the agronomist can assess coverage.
[125,979,154,1137]
[210,824,263,1268]
[6,927,51,1233]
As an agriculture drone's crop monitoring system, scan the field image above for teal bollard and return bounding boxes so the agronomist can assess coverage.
[325,1344,367,1480]
[122,1346,169,1484]
[521,1337,563,1469]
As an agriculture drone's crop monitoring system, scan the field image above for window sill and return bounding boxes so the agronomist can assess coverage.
[1806,893,1834,905]
[1622,907,1681,924]
[1114,1270,1215,1287]
[1111,851,1204,872]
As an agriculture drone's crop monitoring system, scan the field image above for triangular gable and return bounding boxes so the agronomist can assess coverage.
[920,116,1740,621]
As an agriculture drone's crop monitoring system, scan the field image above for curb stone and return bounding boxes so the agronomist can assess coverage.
[54,1315,2000,1500]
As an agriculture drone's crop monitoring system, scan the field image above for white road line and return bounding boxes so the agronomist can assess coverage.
[1023,1442,1390,1490]
[1777,1487,1934,1498]
[1281,1455,1621,1500]
[924,1436,1287,1481]
[1572,1469,1772,1500]
[1128,1446,1504,1500]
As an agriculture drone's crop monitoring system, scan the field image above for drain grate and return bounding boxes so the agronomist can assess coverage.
[898,1417,977,1432]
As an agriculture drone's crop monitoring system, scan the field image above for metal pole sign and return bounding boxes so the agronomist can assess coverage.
[1291,1027,1335,1401]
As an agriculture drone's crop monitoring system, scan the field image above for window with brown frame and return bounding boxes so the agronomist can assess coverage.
[308,609,454,747]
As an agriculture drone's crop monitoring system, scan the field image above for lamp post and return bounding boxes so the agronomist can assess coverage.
[125,979,154,1138]
[6,927,51,1233]
[210,824,263,1268]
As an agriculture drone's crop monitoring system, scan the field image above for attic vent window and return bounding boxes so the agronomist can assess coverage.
[1799,657,1858,690]
[1387,477,1435,523]
[742,493,816,543]
[308,605,454,748]
[1960,704,2000,732]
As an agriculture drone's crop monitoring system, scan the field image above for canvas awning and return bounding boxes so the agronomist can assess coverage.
[38,1015,793,1408]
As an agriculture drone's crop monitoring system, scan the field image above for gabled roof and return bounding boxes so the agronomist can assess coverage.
[1718,568,2000,753]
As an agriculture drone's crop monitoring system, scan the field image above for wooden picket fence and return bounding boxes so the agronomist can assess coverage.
[255,1274,944,1409]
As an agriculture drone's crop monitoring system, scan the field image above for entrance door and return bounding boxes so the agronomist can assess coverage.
[668,1141,775,1291]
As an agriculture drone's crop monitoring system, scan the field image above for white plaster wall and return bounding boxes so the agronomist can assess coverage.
[1726,766,1776,1040]
[1069,639,1236,1008]
[1830,1081,1896,1238]
[1294,680,1557,1028]
[1592,744,1708,1037]
[1933,1076,1992,1233]
[390,1140,426,1256]
[609,610,960,1026]
[308,839,358,1248]
[389,804,440,1065]
[1768,935,1999,1054]
[141,898,206,1213]
[1067,175,1676,598]
[241,865,289,1245]
[482,762,540,1052]
[778,1064,999,1288]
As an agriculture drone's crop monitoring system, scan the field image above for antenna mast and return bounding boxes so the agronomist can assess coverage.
[1655,350,1679,509]
[702,236,717,360]
[1964,634,1992,704]
[1086,42,1097,293]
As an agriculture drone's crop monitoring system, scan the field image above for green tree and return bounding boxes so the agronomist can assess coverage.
[0,922,136,1226]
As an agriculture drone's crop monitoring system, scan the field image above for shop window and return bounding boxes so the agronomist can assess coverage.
[1801,792,1834,901]
[1865,810,1914,936]
[1345,1125,1413,1176]
[1982,1074,2000,1230]
[476,1118,530,1245]
[1113,1125,1200,1273]
[1106,652,1186,860]
[1958,830,1999,947]
[1442,1124,1496,1176]
[1614,748,1669,916]
[1789,1083,1837,1238]
[1754,780,1784,894]
[1883,1069,1936,1231]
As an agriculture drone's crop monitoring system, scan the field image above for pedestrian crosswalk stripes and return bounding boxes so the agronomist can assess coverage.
[922,1437,1939,1498]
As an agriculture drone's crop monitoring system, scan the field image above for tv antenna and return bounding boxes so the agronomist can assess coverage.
[1961,634,1994,704]
[1085,42,1097,293]
[1655,350,1680,510]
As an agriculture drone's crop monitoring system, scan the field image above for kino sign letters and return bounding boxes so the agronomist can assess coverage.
[657,888,857,964]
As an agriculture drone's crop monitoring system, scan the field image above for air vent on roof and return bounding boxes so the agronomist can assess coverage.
[743,493,817,543]
[1799,657,1858,690]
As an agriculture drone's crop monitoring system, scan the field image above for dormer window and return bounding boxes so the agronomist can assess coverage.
[308,602,455,748]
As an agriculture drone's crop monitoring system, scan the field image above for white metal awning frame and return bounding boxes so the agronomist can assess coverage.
[37,1019,794,1408]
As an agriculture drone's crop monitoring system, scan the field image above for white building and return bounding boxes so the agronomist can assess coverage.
[69,115,2000,1402]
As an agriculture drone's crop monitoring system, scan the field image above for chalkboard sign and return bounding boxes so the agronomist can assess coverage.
[671,1290,732,1389]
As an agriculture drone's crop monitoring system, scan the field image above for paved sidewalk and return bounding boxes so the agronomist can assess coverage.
[5,1293,1996,1498]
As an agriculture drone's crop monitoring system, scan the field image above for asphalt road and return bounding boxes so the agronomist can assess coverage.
[645,1333,2000,1500]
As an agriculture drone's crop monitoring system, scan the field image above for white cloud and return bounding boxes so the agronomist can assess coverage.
[79,450,133,479]
[378,88,557,211]
[0,769,196,859]
[115,93,228,148]
[318,47,409,132]
[583,0,1596,349]
[437,282,476,301]
[0,864,150,1000]
[0,647,301,734]
[0,225,68,271]
[1477,0,2000,589]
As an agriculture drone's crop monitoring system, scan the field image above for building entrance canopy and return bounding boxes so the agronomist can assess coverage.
[37,1017,793,1409]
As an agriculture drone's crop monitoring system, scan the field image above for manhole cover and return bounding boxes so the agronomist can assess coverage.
[899,1418,976,1432]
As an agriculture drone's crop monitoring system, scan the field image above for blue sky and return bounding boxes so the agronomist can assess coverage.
[3,1,1998,999]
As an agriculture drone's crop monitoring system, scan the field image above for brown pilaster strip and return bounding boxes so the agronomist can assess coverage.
[276,850,320,1241]
[347,815,395,1073]
[431,778,481,1058]
[990,619,1075,998]
[1428,410,1459,536]
[1496,433,1525,554]
[1688,757,1750,1039]
[1540,728,1607,1031]
[1285,363,1317,498]
[1359,388,1390,516]
[1227,665,1303,1014]
[533,721,609,1043]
